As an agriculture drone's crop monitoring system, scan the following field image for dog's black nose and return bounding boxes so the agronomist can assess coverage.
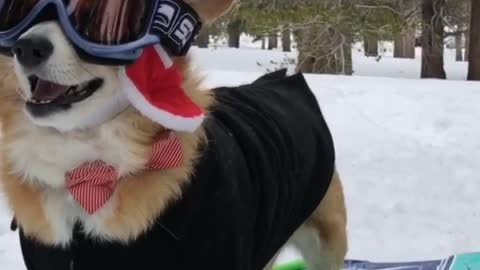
[12,37,53,68]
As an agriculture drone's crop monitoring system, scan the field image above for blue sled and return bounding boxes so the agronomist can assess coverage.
[274,252,480,270]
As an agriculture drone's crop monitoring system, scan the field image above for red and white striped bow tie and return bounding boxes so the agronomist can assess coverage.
[66,132,183,215]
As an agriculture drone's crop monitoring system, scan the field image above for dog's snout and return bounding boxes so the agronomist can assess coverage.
[13,37,54,68]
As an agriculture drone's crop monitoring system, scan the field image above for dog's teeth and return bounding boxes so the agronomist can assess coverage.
[28,99,51,104]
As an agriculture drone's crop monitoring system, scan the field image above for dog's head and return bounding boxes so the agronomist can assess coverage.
[5,0,235,132]
[12,21,124,131]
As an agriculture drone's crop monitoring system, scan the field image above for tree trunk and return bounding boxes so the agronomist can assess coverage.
[296,24,352,75]
[295,29,314,73]
[364,36,378,57]
[338,28,353,75]
[421,0,446,79]
[268,33,278,50]
[295,0,353,75]
[394,29,416,58]
[227,19,242,48]
[295,27,332,74]
[261,37,266,50]
[336,0,353,75]
[467,0,480,80]
[455,32,463,62]
[195,27,210,48]
[282,27,291,52]
[465,29,470,60]
[465,0,471,61]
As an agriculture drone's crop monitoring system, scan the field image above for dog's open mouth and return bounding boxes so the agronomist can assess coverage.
[26,76,104,106]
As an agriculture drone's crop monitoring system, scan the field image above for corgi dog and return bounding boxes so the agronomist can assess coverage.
[0,0,347,269]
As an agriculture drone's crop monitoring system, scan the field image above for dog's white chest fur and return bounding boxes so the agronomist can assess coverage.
[6,116,145,244]
[7,119,139,187]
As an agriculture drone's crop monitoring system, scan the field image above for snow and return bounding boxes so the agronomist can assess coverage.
[191,40,469,80]
[1,42,480,268]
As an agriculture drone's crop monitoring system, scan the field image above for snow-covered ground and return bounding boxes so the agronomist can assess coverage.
[1,43,479,269]
[191,39,469,80]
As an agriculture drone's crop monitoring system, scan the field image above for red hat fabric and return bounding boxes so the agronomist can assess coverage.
[119,45,205,132]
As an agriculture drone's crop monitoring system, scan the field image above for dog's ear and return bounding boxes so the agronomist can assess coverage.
[185,0,236,22]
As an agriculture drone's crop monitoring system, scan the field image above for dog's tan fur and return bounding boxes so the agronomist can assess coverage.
[1,57,54,242]
[0,56,211,244]
[306,171,348,269]
[0,0,347,268]
[186,0,236,22]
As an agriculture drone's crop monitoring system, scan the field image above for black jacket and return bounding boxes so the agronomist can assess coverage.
[18,70,335,270]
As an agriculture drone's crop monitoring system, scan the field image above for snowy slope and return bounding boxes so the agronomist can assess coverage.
[1,47,480,268]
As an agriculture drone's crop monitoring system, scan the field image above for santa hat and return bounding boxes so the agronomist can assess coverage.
[119,45,205,132]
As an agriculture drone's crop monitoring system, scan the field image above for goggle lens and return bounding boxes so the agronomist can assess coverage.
[67,0,151,45]
[0,0,40,31]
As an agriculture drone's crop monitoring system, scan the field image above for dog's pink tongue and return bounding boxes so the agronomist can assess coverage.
[31,79,69,101]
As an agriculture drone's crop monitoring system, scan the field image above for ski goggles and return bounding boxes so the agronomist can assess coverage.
[0,0,202,64]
